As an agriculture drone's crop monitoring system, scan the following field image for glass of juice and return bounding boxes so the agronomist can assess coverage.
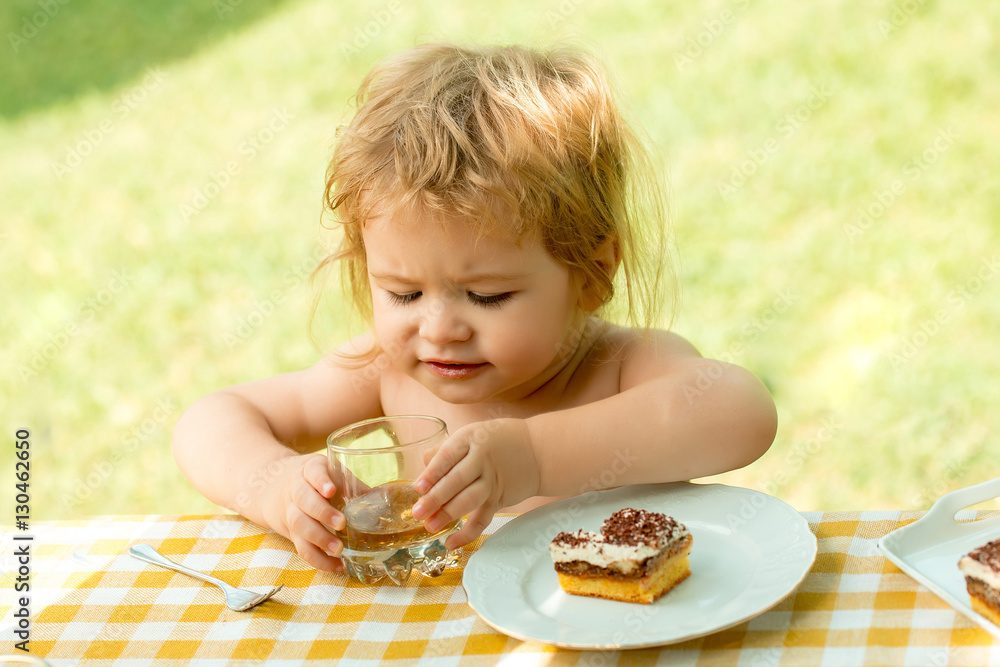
[327,415,463,584]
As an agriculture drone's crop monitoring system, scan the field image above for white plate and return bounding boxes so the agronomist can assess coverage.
[878,477,1000,639]
[463,482,817,649]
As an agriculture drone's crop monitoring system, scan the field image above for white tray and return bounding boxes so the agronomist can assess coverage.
[877,477,1000,638]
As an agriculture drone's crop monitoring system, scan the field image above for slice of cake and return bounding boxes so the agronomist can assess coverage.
[959,537,1000,625]
[549,508,692,604]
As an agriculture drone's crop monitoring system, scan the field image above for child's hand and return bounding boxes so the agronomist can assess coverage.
[260,453,347,572]
[411,419,540,549]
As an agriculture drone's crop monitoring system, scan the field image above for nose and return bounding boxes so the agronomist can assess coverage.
[418,295,472,345]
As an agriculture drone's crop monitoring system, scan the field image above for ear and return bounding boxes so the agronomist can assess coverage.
[579,237,621,312]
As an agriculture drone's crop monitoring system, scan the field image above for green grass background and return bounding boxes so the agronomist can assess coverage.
[3,0,999,520]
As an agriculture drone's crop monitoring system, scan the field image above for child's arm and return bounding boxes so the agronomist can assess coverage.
[413,330,777,547]
[171,336,382,571]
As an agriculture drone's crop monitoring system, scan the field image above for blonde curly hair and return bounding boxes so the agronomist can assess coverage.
[317,43,674,337]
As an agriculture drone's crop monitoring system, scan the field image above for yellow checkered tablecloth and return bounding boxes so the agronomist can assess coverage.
[2,511,999,665]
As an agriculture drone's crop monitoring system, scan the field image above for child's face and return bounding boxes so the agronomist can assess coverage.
[363,208,587,405]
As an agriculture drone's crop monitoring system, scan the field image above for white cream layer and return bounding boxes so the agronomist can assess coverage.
[959,555,1000,590]
[549,530,664,575]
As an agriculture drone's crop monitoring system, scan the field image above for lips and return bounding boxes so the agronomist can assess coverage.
[422,360,488,379]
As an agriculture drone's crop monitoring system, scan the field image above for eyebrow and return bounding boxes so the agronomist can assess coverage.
[369,271,527,283]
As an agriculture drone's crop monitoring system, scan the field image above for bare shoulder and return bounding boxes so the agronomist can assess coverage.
[594,324,704,390]
[594,323,777,453]
[597,323,703,364]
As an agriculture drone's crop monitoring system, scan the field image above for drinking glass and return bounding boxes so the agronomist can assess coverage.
[327,415,463,584]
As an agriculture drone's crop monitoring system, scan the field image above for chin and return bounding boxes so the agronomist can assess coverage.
[426,384,491,405]
[416,373,499,405]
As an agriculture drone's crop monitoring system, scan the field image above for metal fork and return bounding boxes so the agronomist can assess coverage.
[128,543,282,611]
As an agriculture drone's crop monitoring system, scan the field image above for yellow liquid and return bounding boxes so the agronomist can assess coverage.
[333,480,459,552]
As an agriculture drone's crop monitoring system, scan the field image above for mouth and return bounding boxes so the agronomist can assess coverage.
[422,360,489,379]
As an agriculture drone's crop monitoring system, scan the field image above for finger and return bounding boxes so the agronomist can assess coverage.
[288,504,344,555]
[286,508,345,572]
[412,457,480,521]
[303,455,336,498]
[423,478,489,533]
[414,439,470,495]
[421,443,441,466]
[291,480,345,533]
[291,532,344,572]
[297,463,346,531]
[294,483,346,531]
[444,505,495,549]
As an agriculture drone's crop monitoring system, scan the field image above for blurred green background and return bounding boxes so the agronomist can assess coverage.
[3,0,999,521]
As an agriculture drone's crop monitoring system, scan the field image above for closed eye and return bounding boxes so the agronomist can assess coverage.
[385,291,421,306]
[468,292,514,308]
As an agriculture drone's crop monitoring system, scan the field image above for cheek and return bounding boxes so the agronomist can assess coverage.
[370,306,409,348]
[491,296,575,359]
